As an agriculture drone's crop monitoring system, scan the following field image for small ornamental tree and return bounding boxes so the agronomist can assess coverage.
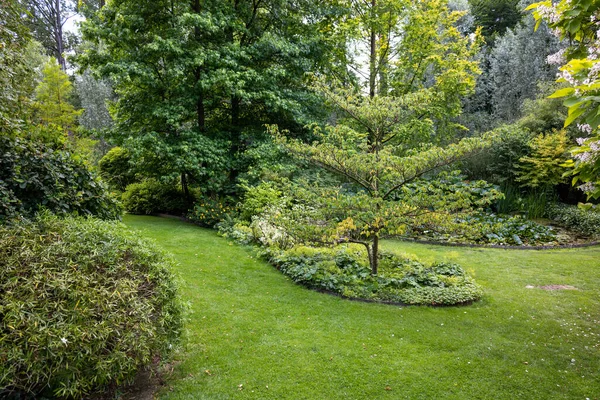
[270,102,496,275]
[266,0,496,275]
[528,0,600,199]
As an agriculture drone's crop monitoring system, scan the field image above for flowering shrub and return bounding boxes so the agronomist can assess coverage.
[529,0,600,199]
[0,213,184,398]
[187,196,234,228]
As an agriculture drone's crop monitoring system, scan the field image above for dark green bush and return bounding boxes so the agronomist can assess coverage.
[269,246,482,305]
[121,179,191,215]
[547,203,600,237]
[0,213,184,398]
[97,146,136,191]
[0,135,122,221]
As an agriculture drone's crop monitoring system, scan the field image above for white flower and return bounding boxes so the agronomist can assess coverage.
[61,337,68,345]
[577,124,593,135]
[547,49,566,66]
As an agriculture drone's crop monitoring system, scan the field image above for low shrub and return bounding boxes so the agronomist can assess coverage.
[0,135,122,222]
[0,213,184,398]
[187,196,234,228]
[407,213,557,246]
[238,181,284,221]
[97,147,136,191]
[269,247,482,306]
[122,179,191,215]
[546,203,600,237]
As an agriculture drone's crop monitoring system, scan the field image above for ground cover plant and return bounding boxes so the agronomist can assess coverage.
[0,214,183,399]
[268,246,483,305]
[125,215,600,400]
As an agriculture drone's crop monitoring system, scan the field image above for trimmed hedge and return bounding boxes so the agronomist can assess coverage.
[0,214,184,398]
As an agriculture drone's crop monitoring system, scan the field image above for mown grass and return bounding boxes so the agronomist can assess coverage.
[124,215,600,399]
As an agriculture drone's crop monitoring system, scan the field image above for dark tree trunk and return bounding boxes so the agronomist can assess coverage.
[370,235,379,275]
[181,172,190,199]
[55,0,66,70]
[368,0,377,99]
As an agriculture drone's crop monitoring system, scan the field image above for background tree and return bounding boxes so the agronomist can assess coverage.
[33,59,81,133]
[0,0,37,133]
[21,0,77,71]
[468,0,522,41]
[78,0,338,197]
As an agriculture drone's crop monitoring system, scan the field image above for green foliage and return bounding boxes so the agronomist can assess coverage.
[405,210,557,245]
[0,213,183,398]
[463,124,534,185]
[33,59,82,133]
[469,0,522,40]
[121,180,191,216]
[529,0,600,199]
[187,196,236,228]
[78,0,336,194]
[494,184,553,218]
[0,0,35,133]
[0,135,122,221]
[515,130,571,188]
[518,83,571,135]
[546,203,600,237]
[239,181,284,221]
[98,146,136,191]
[269,246,483,305]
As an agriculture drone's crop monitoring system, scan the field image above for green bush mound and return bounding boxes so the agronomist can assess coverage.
[97,146,136,191]
[121,179,192,215]
[268,246,482,306]
[406,213,558,246]
[0,214,184,399]
[0,135,122,222]
[546,203,600,237]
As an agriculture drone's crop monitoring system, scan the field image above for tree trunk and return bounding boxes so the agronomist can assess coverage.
[181,172,190,199]
[55,0,66,71]
[368,0,377,99]
[370,235,379,275]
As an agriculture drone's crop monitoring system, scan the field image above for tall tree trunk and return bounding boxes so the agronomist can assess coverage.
[55,0,66,70]
[368,0,377,99]
[192,0,205,132]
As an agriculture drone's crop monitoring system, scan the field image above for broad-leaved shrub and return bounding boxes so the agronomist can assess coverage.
[0,135,122,221]
[121,179,191,215]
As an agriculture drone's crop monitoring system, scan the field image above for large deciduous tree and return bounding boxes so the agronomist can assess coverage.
[78,0,337,196]
[270,0,494,275]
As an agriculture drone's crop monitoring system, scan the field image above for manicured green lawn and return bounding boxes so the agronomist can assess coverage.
[124,215,600,399]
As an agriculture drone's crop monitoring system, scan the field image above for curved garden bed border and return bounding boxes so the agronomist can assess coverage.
[393,237,600,250]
